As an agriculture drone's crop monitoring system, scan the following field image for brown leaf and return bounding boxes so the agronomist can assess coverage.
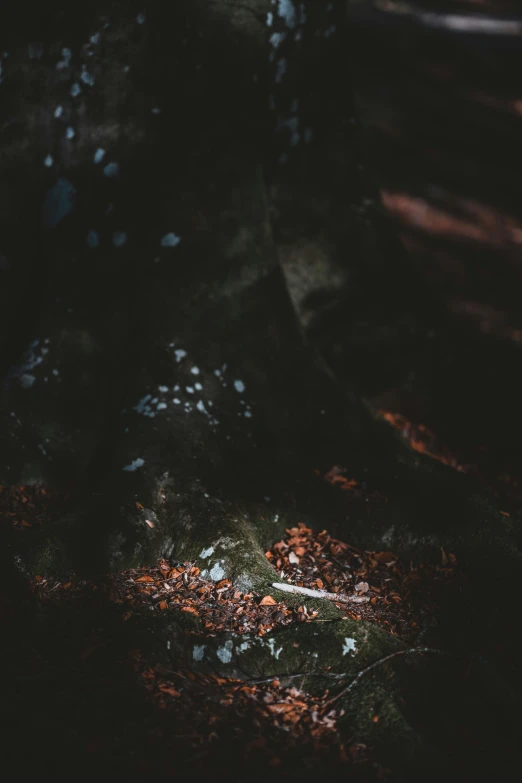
[158,683,181,697]
[259,595,277,606]
[266,703,295,714]
[136,575,154,583]
[158,600,167,610]
[373,551,397,564]
[135,502,144,510]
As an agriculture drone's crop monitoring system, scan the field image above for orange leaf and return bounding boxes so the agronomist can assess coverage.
[158,600,167,610]
[266,703,295,714]
[181,606,198,614]
[135,502,144,510]
[136,575,154,583]
[158,684,181,697]
[373,551,397,564]
[259,595,277,606]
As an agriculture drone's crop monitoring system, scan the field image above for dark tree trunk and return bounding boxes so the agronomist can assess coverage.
[1,2,521,779]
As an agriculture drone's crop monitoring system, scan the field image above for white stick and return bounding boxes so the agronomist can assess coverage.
[271,582,370,604]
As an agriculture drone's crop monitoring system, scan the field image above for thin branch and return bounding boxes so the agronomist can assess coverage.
[324,646,447,706]
[271,581,370,604]
[371,1,522,37]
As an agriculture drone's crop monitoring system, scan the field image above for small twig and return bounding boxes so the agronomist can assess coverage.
[271,582,370,604]
[324,646,447,706]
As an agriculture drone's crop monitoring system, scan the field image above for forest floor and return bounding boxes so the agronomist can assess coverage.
[2,324,522,782]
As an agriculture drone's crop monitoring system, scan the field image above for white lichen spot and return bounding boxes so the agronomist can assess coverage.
[137,12,146,24]
[324,24,336,38]
[233,379,245,393]
[266,11,273,26]
[199,546,215,559]
[161,232,181,248]
[113,231,127,247]
[193,644,206,661]
[134,394,152,414]
[122,457,145,472]
[216,640,233,664]
[70,83,81,97]
[173,398,181,405]
[237,640,250,654]
[269,31,286,49]
[343,637,357,655]
[244,410,252,418]
[158,385,168,393]
[174,349,187,363]
[186,386,194,394]
[65,126,75,140]
[196,400,208,415]
[194,382,203,391]
[190,366,200,375]
[151,107,161,114]
[93,148,105,164]
[80,68,95,86]
[104,162,120,178]
[209,562,225,581]
[156,402,167,410]
[267,637,283,659]
[56,47,72,69]
[44,155,54,167]
[277,0,296,29]
[20,374,36,389]
[54,105,63,118]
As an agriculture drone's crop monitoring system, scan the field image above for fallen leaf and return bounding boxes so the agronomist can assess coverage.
[259,595,277,606]
[355,581,369,593]
[374,551,397,564]
[158,684,181,697]
[136,575,154,583]
[266,703,295,714]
